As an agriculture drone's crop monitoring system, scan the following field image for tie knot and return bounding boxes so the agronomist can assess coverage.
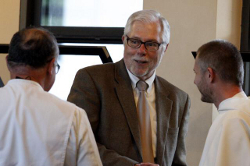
[136,80,148,91]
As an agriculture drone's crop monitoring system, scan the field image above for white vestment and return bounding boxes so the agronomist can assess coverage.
[199,91,250,166]
[0,79,102,166]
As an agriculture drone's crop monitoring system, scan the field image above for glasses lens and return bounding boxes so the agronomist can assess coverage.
[127,38,141,48]
[55,63,60,74]
[145,42,159,51]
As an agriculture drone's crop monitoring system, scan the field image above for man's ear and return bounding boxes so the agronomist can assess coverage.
[5,55,13,78]
[5,55,12,73]
[207,67,215,83]
[47,58,56,75]
[122,35,125,44]
[164,43,169,52]
[5,55,9,70]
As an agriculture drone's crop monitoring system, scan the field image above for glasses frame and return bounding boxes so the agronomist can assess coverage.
[47,58,60,74]
[55,62,60,74]
[126,35,164,51]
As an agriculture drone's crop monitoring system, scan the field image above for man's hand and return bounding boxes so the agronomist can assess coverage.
[135,163,159,166]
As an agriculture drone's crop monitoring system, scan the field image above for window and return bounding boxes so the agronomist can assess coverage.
[49,44,124,100]
[40,0,142,27]
[20,0,143,100]
[20,0,143,44]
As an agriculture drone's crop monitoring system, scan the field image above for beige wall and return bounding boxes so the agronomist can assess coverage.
[144,0,242,165]
[0,0,242,165]
[216,0,242,48]
[0,0,20,84]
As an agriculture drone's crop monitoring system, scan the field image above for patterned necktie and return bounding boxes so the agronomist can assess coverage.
[136,80,154,163]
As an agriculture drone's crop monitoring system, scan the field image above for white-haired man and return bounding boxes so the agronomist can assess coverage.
[68,10,190,166]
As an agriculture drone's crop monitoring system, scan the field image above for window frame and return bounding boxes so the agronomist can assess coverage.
[20,0,124,44]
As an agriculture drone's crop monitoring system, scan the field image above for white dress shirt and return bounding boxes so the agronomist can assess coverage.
[127,69,157,158]
[199,91,250,166]
[0,79,102,166]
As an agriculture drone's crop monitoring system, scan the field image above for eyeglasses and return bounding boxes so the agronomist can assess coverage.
[126,35,164,51]
[47,59,60,74]
[55,62,60,74]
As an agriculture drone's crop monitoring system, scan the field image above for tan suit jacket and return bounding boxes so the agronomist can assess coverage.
[68,59,190,166]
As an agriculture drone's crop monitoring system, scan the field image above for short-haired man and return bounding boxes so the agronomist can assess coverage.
[68,10,190,166]
[193,40,250,166]
[0,27,102,166]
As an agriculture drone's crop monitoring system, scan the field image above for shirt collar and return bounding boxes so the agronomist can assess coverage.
[126,68,156,93]
[218,91,248,113]
[8,79,43,90]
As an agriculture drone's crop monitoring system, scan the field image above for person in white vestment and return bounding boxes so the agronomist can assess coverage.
[193,39,250,166]
[0,27,102,166]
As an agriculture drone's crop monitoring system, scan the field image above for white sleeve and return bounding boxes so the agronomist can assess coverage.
[64,108,102,166]
[215,116,250,166]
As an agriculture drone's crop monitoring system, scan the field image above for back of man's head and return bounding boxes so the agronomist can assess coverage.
[7,27,59,69]
[197,39,244,87]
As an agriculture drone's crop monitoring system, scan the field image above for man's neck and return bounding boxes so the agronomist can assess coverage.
[10,66,47,90]
[214,85,242,108]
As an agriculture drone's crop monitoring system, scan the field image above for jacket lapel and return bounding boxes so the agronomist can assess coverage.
[113,60,173,162]
[155,77,173,165]
[114,60,142,156]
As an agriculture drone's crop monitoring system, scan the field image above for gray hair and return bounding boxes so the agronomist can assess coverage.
[124,10,170,44]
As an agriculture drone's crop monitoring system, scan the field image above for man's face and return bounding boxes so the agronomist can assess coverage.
[122,21,167,80]
[193,59,213,103]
